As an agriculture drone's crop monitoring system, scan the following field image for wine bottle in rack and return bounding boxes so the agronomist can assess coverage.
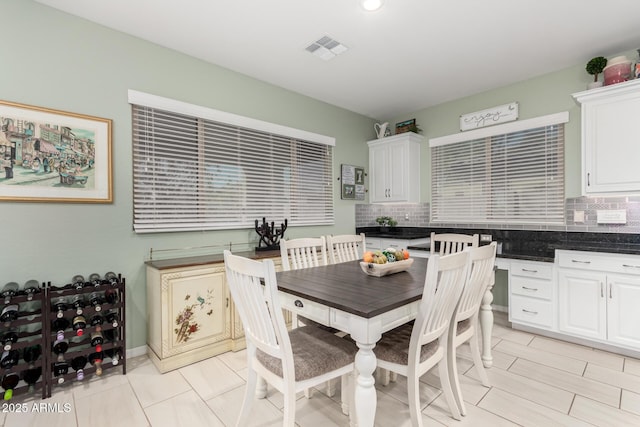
[70,294,86,315]
[52,317,70,342]
[52,360,69,384]
[104,272,120,286]
[89,291,104,312]
[89,313,104,331]
[1,282,19,305]
[105,347,122,366]
[71,355,88,381]
[90,330,104,352]
[72,314,87,337]
[22,344,42,393]
[71,275,86,290]
[88,351,103,376]
[22,280,41,301]
[88,273,102,287]
[52,336,69,358]
[52,295,69,319]
[104,287,118,304]
[0,302,19,323]
[105,310,119,328]
[1,371,19,400]
[22,366,42,393]
[0,349,20,369]
[1,327,19,351]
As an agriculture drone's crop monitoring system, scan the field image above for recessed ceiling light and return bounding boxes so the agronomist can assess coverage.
[361,0,384,11]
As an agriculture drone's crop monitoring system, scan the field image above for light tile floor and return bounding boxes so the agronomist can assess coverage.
[4,312,640,426]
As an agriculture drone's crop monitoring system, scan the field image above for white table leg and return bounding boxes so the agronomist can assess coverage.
[354,341,377,427]
[479,281,494,368]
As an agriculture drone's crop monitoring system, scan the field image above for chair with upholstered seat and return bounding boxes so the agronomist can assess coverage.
[326,233,366,264]
[430,232,479,256]
[448,242,496,415]
[223,250,357,427]
[373,250,470,426]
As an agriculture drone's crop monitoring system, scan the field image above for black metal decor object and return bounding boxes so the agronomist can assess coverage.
[255,218,288,251]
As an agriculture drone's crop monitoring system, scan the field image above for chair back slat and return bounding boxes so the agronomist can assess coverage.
[280,237,327,271]
[327,233,366,264]
[224,251,291,359]
[456,242,497,322]
[411,251,469,350]
[430,233,479,256]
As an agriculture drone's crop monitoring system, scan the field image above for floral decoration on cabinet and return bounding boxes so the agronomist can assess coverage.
[174,289,215,343]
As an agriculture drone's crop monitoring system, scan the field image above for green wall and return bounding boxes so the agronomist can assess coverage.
[2,1,376,349]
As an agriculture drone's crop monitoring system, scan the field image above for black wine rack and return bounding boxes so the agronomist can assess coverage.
[0,275,126,400]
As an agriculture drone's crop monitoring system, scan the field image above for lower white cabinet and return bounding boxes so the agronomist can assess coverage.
[557,250,640,351]
[508,260,555,329]
[367,237,430,252]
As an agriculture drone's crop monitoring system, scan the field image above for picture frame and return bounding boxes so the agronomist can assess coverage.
[0,99,112,203]
[395,118,416,134]
[340,164,365,200]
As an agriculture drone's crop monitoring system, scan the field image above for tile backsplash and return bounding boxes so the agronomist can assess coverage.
[355,196,640,234]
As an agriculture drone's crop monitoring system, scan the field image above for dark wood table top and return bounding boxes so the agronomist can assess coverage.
[275,258,429,318]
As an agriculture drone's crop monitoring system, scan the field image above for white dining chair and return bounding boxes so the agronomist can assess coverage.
[373,251,470,426]
[448,242,497,415]
[280,237,328,271]
[326,233,366,264]
[430,232,479,256]
[223,250,357,427]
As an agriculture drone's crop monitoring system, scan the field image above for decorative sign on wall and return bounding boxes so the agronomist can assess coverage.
[460,102,519,131]
[341,164,365,200]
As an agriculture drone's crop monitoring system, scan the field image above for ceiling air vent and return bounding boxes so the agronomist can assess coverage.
[305,35,348,61]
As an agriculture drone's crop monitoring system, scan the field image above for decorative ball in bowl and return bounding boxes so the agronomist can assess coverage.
[360,248,413,277]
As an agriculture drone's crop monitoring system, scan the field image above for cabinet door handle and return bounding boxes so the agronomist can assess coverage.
[622,264,640,269]
[226,297,229,308]
[587,172,590,187]
[609,283,612,299]
[522,286,538,291]
[600,282,604,298]
[521,268,538,273]
[571,259,591,264]
[522,309,538,315]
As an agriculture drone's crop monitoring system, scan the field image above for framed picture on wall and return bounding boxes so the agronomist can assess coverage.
[341,164,365,200]
[0,99,112,203]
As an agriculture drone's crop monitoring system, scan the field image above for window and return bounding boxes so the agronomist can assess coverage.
[129,91,334,233]
[429,112,568,225]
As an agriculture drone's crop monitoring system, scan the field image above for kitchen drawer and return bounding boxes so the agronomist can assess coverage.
[511,276,553,300]
[367,238,382,251]
[279,292,330,325]
[510,261,554,280]
[557,250,640,275]
[510,295,553,328]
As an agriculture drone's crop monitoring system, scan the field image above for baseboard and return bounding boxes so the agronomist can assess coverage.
[492,304,508,313]
[126,345,148,359]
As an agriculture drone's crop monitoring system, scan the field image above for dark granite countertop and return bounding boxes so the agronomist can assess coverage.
[359,226,640,263]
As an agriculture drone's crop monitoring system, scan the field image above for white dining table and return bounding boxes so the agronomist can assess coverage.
[274,257,495,427]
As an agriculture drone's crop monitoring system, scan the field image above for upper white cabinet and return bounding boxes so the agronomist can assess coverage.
[573,79,640,194]
[367,132,422,203]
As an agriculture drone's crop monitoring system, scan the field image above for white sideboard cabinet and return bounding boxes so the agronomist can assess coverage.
[557,250,640,351]
[573,79,640,194]
[146,254,283,372]
[367,132,422,203]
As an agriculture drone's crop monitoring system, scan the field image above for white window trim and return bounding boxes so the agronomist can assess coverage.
[429,111,569,148]
[127,89,335,146]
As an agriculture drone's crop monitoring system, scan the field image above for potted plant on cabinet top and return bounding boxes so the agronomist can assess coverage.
[586,56,607,89]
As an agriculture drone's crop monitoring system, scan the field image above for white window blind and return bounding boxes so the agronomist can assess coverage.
[430,112,567,225]
[130,93,334,233]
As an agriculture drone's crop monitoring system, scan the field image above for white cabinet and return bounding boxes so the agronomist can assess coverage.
[366,237,429,253]
[146,254,284,372]
[508,260,555,329]
[557,250,640,350]
[573,79,640,194]
[367,132,422,203]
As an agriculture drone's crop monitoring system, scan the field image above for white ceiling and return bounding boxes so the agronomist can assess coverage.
[35,0,640,119]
